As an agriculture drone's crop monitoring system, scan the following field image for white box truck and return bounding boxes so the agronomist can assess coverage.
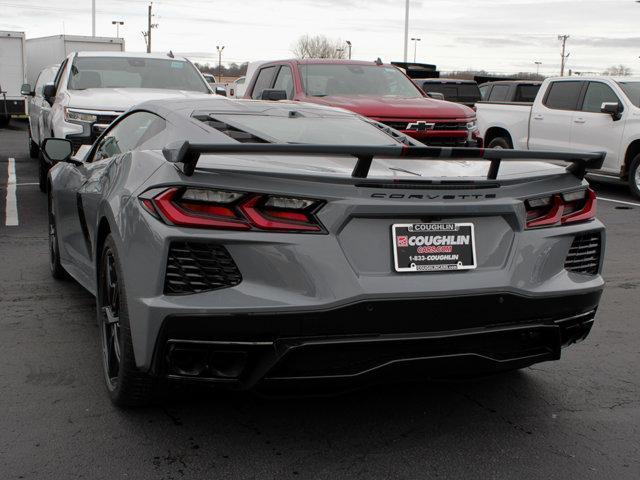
[0,31,27,126]
[26,35,125,86]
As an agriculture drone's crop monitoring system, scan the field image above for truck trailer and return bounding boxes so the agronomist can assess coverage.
[0,31,27,126]
[25,34,125,86]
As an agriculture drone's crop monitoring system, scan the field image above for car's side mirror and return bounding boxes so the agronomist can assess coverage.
[21,83,34,96]
[261,89,288,101]
[41,138,77,165]
[215,86,227,97]
[42,84,56,104]
[601,102,623,121]
[426,91,445,100]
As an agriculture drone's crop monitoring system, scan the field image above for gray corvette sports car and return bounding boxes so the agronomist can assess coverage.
[42,97,605,406]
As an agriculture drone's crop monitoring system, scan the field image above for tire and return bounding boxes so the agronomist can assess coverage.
[48,191,68,279]
[629,154,640,199]
[488,137,512,149]
[29,127,40,159]
[98,234,154,407]
[38,155,47,193]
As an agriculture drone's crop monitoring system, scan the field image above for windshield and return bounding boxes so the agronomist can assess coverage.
[68,57,210,93]
[617,81,640,107]
[213,113,401,145]
[299,64,423,98]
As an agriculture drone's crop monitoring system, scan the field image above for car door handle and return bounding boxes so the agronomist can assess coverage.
[533,114,544,120]
[574,117,586,124]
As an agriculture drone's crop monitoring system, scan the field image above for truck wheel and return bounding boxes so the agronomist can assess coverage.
[629,154,640,199]
[29,129,40,159]
[488,137,512,149]
[98,234,154,407]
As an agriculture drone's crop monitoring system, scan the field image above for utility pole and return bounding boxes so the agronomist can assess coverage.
[147,3,152,53]
[411,37,421,62]
[558,34,570,76]
[143,3,158,53]
[92,0,96,36]
[346,40,352,59]
[216,45,225,82]
[403,0,410,62]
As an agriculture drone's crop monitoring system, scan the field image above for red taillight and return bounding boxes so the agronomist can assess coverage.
[240,195,321,232]
[141,187,323,232]
[154,188,251,230]
[525,188,596,229]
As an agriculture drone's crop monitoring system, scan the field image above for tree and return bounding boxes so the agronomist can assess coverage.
[292,35,346,59]
[603,64,632,76]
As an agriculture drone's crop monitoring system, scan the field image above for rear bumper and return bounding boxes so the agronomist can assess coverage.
[151,290,601,389]
[0,98,26,116]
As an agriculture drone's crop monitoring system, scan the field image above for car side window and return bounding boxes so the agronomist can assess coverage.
[34,68,57,97]
[273,66,294,99]
[581,82,620,113]
[91,112,166,162]
[488,85,509,102]
[543,81,583,110]
[251,66,277,99]
[479,85,490,100]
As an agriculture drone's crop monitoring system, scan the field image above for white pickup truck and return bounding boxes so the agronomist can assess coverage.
[477,76,640,198]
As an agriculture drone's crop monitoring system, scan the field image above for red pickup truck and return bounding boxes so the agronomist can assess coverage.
[243,59,481,147]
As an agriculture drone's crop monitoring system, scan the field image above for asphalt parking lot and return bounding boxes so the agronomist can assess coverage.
[0,121,639,480]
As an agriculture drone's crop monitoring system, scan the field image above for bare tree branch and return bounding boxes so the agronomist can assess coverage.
[292,35,346,59]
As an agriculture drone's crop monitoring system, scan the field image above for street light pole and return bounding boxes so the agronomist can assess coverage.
[216,45,225,82]
[92,0,96,36]
[411,37,421,62]
[346,40,352,59]
[403,0,410,62]
[534,61,542,76]
[112,20,124,37]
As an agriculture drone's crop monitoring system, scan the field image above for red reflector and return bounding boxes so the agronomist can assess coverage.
[179,201,237,218]
[265,209,310,222]
[141,198,157,215]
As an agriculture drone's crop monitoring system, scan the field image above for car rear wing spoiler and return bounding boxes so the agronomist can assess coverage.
[162,141,605,180]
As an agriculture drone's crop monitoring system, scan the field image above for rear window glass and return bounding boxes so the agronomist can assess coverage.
[488,85,510,101]
[420,83,480,103]
[213,114,400,146]
[544,81,583,110]
[514,84,540,102]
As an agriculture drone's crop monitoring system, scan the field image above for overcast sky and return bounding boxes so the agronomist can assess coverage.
[2,0,640,75]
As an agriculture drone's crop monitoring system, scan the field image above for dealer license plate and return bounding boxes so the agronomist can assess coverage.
[392,223,477,272]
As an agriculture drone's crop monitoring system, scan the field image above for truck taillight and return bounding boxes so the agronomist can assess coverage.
[140,187,324,232]
[525,188,596,229]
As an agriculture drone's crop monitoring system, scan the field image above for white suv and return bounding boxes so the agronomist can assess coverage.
[39,51,212,189]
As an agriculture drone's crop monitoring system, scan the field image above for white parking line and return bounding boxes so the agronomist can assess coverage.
[598,196,640,207]
[5,158,19,226]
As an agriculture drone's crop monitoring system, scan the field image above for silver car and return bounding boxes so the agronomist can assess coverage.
[42,97,606,406]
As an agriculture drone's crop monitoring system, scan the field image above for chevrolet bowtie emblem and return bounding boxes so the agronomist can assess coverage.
[406,121,435,131]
